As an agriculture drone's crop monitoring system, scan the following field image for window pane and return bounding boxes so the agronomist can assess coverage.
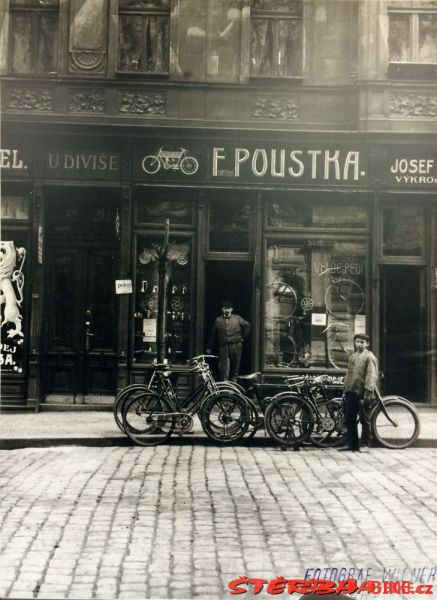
[267,201,368,229]
[1,197,30,220]
[264,240,366,370]
[119,15,144,71]
[251,17,302,77]
[37,13,58,73]
[209,199,251,252]
[389,14,412,61]
[119,0,170,7]
[137,198,193,225]
[253,0,302,13]
[383,206,425,256]
[119,14,169,72]
[419,14,437,61]
[10,14,32,73]
[134,237,192,363]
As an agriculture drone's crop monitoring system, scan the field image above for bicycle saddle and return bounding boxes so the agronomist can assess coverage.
[238,372,261,382]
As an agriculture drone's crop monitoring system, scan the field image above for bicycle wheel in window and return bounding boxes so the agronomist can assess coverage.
[310,398,347,448]
[371,396,420,449]
[265,393,314,446]
[265,281,298,322]
[325,279,364,319]
[122,392,175,446]
[200,391,249,443]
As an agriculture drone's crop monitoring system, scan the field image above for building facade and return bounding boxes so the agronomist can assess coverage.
[1,0,436,407]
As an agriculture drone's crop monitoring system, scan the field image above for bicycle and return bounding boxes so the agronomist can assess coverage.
[263,374,346,448]
[141,147,199,175]
[121,355,249,446]
[321,266,364,320]
[264,375,420,450]
[113,355,243,433]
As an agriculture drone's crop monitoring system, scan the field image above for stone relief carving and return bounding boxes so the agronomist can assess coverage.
[69,91,105,112]
[71,51,105,71]
[252,96,299,119]
[119,92,166,115]
[8,89,54,111]
[390,93,437,117]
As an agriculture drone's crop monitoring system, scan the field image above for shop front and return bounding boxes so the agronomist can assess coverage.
[1,130,436,406]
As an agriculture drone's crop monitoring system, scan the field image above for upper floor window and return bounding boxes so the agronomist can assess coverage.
[118,0,170,74]
[9,0,59,75]
[389,2,437,64]
[251,0,303,78]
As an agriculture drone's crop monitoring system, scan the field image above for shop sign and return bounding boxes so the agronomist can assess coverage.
[115,279,133,294]
[0,148,30,176]
[45,150,122,179]
[143,318,157,342]
[211,144,367,185]
[372,145,437,188]
[133,142,367,186]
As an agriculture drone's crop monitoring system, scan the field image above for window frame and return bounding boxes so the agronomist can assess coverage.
[8,0,59,76]
[388,6,437,77]
[117,0,170,77]
[250,2,304,80]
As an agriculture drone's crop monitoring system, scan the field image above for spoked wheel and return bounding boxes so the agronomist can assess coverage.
[310,399,347,448]
[122,392,175,446]
[200,392,249,444]
[113,385,151,432]
[325,279,364,319]
[371,397,420,449]
[265,394,314,446]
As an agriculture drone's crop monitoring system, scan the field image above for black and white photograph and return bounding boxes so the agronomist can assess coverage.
[1,0,436,599]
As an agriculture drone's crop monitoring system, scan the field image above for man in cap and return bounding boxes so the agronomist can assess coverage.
[206,300,251,381]
[339,333,379,453]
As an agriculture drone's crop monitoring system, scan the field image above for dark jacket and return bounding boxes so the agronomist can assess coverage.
[208,314,251,348]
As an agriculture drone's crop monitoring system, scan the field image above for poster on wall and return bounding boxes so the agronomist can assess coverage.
[0,241,26,374]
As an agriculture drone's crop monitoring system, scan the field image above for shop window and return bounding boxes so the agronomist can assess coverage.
[266,201,368,229]
[264,240,367,370]
[382,205,425,257]
[1,196,30,220]
[208,197,252,253]
[136,191,194,226]
[251,0,303,78]
[118,0,170,74]
[388,2,437,77]
[9,0,59,75]
[134,236,192,364]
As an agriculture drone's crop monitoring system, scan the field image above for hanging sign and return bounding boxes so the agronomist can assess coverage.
[115,279,132,294]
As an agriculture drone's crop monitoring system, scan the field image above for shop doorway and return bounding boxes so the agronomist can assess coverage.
[204,261,253,376]
[381,266,427,402]
[43,190,119,402]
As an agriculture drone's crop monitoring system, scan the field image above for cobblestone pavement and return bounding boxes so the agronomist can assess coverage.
[1,445,436,600]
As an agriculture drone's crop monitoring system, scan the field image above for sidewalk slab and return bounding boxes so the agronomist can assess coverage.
[0,406,436,449]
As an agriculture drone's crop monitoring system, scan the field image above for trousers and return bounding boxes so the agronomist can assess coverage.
[344,391,372,450]
[218,343,242,382]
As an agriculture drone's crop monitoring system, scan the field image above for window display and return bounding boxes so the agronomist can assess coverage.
[266,200,368,229]
[264,240,367,370]
[133,236,192,363]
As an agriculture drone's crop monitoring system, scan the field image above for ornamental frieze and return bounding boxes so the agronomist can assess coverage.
[390,93,437,117]
[7,89,54,112]
[119,92,166,115]
[252,96,299,120]
[69,91,105,113]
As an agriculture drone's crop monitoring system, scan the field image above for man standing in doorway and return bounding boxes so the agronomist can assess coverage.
[206,300,251,382]
[339,333,379,453]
